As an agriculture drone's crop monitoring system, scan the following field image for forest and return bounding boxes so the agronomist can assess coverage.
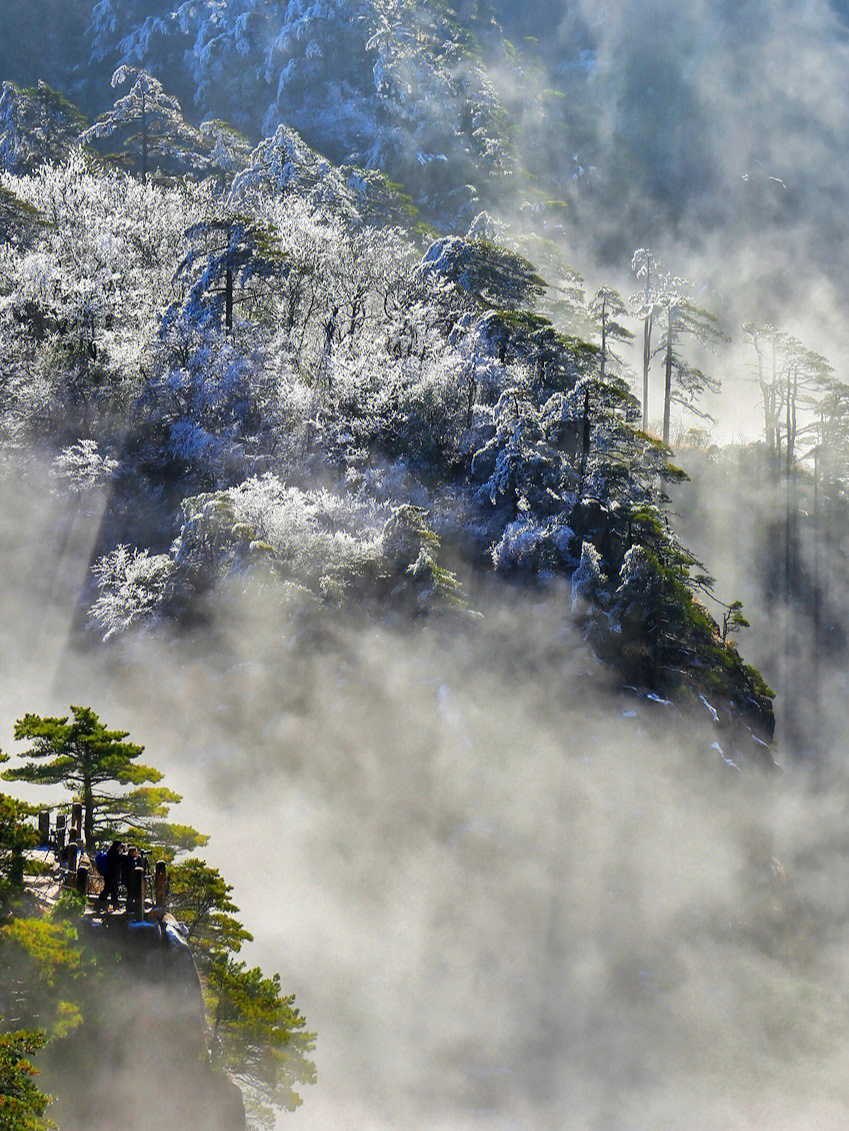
[3,2,849,1129]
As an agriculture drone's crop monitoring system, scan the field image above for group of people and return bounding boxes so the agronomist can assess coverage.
[95,840,149,911]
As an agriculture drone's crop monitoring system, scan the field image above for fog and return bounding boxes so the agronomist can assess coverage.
[4,3,849,1124]
[542,1,849,296]
[495,0,849,433]
[3,472,849,1130]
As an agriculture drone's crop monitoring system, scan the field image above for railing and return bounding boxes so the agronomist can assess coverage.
[32,807,170,917]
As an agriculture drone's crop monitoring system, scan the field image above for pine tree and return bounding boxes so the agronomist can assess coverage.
[587,285,633,381]
[419,237,547,311]
[629,248,660,432]
[167,858,253,969]
[0,80,87,173]
[0,1030,53,1130]
[79,67,209,182]
[651,270,726,446]
[172,212,287,334]
[0,792,37,906]
[0,183,40,247]
[206,955,317,1124]
[742,321,784,470]
[1,706,205,853]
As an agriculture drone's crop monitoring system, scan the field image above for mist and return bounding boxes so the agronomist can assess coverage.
[491,0,849,426]
[3,468,849,1130]
[3,4,849,1126]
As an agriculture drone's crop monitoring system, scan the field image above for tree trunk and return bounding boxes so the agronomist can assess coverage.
[641,313,652,432]
[784,463,792,602]
[753,339,774,462]
[579,387,591,486]
[83,777,95,849]
[812,422,821,704]
[212,992,223,1065]
[782,365,795,746]
[768,386,777,469]
[784,364,797,603]
[770,339,779,475]
[768,341,773,470]
[599,297,607,381]
[225,266,233,333]
[662,308,673,446]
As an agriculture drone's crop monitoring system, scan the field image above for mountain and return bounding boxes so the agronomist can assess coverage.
[0,79,775,766]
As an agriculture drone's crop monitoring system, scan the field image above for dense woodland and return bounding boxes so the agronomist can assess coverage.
[0,72,782,738]
[3,2,849,1127]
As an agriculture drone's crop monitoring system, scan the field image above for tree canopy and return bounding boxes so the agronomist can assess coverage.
[1,704,316,1130]
[0,792,37,903]
[206,955,317,1127]
[79,67,211,181]
[0,80,87,172]
[0,1030,53,1131]
[1,706,205,853]
[167,858,253,967]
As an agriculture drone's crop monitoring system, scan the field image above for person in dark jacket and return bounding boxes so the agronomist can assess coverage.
[96,840,123,910]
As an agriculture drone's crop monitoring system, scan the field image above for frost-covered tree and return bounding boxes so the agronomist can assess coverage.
[232,124,366,222]
[608,540,772,718]
[51,438,118,493]
[570,539,609,645]
[630,248,660,431]
[571,539,607,612]
[587,285,632,381]
[0,152,201,435]
[198,118,253,179]
[79,67,209,181]
[90,546,175,639]
[630,258,725,445]
[172,211,287,334]
[419,237,546,311]
[231,122,419,228]
[0,134,776,741]
[92,0,516,203]
[0,80,87,173]
[652,272,725,446]
[91,476,463,636]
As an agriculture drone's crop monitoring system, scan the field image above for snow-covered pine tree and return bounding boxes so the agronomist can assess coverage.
[80,66,210,181]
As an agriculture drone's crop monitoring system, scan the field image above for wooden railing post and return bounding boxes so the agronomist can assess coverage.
[71,803,82,837]
[55,814,66,852]
[38,810,50,848]
[130,866,145,920]
[67,841,79,874]
[76,864,89,896]
[155,861,167,909]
